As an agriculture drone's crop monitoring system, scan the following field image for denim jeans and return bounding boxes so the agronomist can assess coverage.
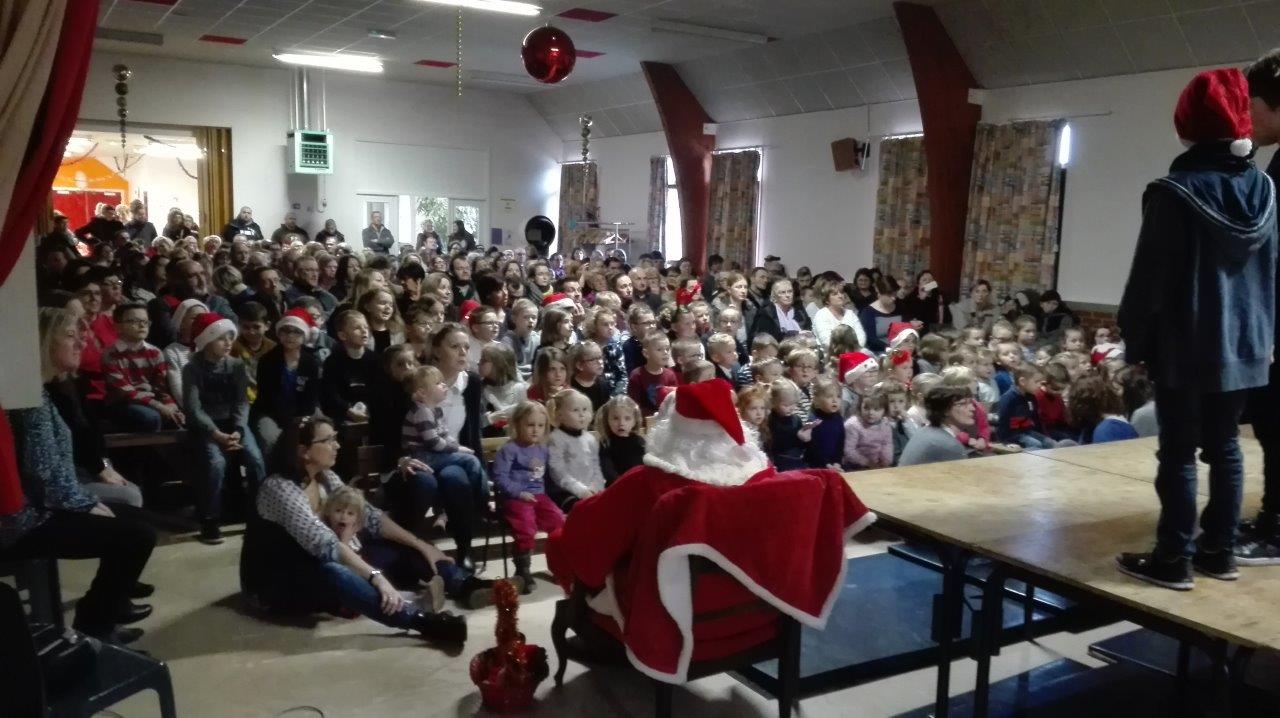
[191,421,266,521]
[1154,386,1248,559]
[359,536,472,597]
[1248,360,1280,518]
[313,561,418,629]
[413,451,486,559]
[108,403,162,432]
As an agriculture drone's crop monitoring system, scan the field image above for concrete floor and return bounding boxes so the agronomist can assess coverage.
[70,529,1142,718]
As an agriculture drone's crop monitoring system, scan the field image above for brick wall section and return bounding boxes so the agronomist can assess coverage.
[1073,305,1119,343]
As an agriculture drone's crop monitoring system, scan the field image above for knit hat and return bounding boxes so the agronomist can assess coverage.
[277,307,316,341]
[642,378,769,486]
[888,322,918,349]
[172,298,209,341]
[839,352,879,384]
[192,312,237,352]
[1174,68,1253,157]
[459,299,483,323]
[542,292,575,312]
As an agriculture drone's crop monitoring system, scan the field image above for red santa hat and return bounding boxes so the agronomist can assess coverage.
[839,351,879,384]
[542,292,575,312]
[1174,68,1253,157]
[459,299,483,323]
[192,311,237,352]
[277,307,316,341]
[888,322,918,349]
[171,298,208,339]
[643,379,768,486]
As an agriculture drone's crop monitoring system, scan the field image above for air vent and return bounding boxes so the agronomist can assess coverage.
[95,27,164,46]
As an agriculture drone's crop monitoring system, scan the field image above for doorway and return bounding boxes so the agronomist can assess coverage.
[358,194,399,249]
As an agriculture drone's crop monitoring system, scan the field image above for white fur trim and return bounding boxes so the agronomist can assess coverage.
[172,299,208,335]
[1231,138,1253,157]
[586,574,625,630]
[842,357,879,384]
[276,314,313,340]
[643,412,769,487]
[627,510,878,684]
[194,317,237,352]
[889,328,918,348]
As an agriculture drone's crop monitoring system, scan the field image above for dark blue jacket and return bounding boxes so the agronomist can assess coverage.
[995,387,1041,443]
[1118,142,1277,393]
[804,409,845,468]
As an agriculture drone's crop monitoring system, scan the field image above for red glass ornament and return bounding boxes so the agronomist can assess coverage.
[521,26,576,84]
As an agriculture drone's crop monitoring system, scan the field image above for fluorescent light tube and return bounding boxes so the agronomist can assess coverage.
[273,53,383,73]
[415,0,540,16]
[650,20,769,44]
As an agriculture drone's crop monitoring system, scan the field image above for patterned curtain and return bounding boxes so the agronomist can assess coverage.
[960,120,1066,300]
[558,161,599,251]
[871,136,930,283]
[706,150,760,269]
[647,156,666,254]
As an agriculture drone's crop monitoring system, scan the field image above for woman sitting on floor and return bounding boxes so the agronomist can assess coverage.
[242,417,476,642]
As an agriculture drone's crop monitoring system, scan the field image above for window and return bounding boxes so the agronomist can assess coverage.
[664,156,682,260]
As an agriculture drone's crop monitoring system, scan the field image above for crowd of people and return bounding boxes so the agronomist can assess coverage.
[5,198,1158,647]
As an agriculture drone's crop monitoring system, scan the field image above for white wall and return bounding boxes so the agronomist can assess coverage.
[120,153,199,218]
[575,63,1272,306]
[80,50,562,247]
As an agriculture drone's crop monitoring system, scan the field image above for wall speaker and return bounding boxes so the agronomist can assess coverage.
[832,137,871,172]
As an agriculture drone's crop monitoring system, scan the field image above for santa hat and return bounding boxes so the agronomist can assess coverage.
[839,352,879,384]
[542,292,575,312]
[192,312,237,352]
[171,298,208,341]
[888,322,918,349]
[643,379,768,487]
[1174,68,1253,157]
[459,299,483,323]
[277,307,316,341]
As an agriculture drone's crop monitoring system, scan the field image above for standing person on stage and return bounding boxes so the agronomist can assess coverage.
[1238,51,1280,564]
[1115,68,1278,590]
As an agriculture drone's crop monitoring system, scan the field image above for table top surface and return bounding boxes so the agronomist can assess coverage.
[844,437,1278,650]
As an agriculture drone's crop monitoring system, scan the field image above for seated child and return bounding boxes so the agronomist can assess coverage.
[973,347,1001,409]
[916,334,948,375]
[804,377,845,470]
[843,392,893,470]
[737,333,779,386]
[567,340,611,410]
[784,348,820,418]
[993,341,1021,395]
[621,304,655,374]
[689,300,713,337]
[766,378,809,471]
[163,298,208,404]
[681,359,716,384]
[402,364,487,498]
[671,337,705,379]
[880,379,913,464]
[586,307,628,396]
[232,301,276,404]
[320,310,376,423]
[962,326,987,350]
[706,332,740,386]
[750,357,784,387]
[838,351,880,419]
[527,346,569,403]
[906,373,942,431]
[183,312,265,544]
[883,348,914,387]
[1067,373,1139,445]
[1060,326,1087,356]
[1034,343,1055,367]
[736,384,771,450]
[322,486,500,608]
[715,306,748,364]
[1036,361,1073,440]
[596,396,646,486]
[547,389,606,511]
[493,401,566,593]
[104,301,184,430]
[627,332,678,415]
[988,318,1014,353]
[1013,315,1038,363]
[825,324,863,375]
[479,343,528,435]
[503,298,540,380]
[995,362,1068,449]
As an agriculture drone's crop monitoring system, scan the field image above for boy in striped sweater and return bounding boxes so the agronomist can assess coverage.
[102,301,184,431]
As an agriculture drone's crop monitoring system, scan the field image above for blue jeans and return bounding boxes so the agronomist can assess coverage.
[108,403,162,432]
[1154,386,1248,559]
[191,421,266,521]
[1012,431,1054,449]
[359,536,471,597]
[410,451,484,559]
[314,561,417,629]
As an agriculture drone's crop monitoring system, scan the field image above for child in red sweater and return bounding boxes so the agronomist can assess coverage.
[1036,361,1073,441]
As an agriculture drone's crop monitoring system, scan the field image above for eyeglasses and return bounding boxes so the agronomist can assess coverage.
[102,279,123,288]
[119,318,150,326]
[309,434,340,446]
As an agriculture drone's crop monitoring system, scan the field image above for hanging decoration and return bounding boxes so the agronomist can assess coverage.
[469,579,548,712]
[521,25,576,84]
[111,64,142,172]
[456,8,464,97]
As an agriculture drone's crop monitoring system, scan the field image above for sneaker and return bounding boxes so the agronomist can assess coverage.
[1234,536,1280,566]
[422,575,446,613]
[1192,550,1239,580]
[1116,552,1194,591]
[411,610,467,643]
[198,520,224,545]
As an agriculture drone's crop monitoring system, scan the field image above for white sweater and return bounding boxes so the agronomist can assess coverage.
[162,342,192,405]
[482,380,529,426]
[812,306,867,349]
[548,427,605,499]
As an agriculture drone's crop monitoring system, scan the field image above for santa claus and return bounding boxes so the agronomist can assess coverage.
[547,378,875,683]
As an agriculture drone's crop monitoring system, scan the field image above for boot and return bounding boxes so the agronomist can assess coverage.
[513,552,535,595]
[1241,510,1280,540]
[411,610,467,643]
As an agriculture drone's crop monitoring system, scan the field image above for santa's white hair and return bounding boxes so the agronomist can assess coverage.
[642,392,770,486]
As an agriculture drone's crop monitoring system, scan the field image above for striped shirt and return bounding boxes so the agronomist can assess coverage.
[403,401,458,456]
[102,339,175,409]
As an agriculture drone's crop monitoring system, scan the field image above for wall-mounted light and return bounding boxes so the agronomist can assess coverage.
[1057,123,1072,167]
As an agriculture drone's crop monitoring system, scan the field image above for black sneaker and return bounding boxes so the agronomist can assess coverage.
[1234,536,1280,566]
[412,610,467,643]
[1192,550,1239,580]
[1116,552,1194,591]
[198,520,224,545]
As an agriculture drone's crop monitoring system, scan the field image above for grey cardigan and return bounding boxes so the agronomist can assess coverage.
[897,426,968,466]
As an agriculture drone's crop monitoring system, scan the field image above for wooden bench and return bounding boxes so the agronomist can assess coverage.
[103,430,187,449]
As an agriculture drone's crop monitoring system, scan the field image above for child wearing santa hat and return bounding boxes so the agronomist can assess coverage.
[1116,68,1277,590]
[838,351,880,419]
[251,307,322,460]
[183,311,265,545]
[161,297,208,404]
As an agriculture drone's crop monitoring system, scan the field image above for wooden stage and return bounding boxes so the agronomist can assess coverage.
[844,435,1278,717]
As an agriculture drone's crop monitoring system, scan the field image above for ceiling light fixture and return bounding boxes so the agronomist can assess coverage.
[273,52,383,73]
[415,0,541,17]
[368,29,397,40]
[650,20,769,44]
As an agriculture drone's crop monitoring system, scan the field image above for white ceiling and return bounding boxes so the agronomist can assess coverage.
[95,0,1280,141]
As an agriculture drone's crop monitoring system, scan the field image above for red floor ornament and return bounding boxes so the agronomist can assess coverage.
[469,579,549,712]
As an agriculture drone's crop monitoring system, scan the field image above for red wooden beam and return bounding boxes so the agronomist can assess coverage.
[641,61,715,272]
[894,1,981,299]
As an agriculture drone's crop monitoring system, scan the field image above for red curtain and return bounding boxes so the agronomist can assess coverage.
[0,0,99,515]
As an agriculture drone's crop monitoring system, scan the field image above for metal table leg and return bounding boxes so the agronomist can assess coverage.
[931,546,972,718]
[973,567,1008,718]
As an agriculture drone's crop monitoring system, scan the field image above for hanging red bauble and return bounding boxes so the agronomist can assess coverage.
[521,26,576,84]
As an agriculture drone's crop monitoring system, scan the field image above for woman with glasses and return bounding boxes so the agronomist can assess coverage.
[242,417,469,643]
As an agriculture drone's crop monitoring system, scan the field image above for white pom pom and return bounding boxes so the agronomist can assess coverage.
[1231,138,1253,157]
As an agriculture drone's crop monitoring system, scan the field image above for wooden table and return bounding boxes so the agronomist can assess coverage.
[845,438,1276,717]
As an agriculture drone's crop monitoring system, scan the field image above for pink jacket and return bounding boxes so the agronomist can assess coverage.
[843,415,893,469]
